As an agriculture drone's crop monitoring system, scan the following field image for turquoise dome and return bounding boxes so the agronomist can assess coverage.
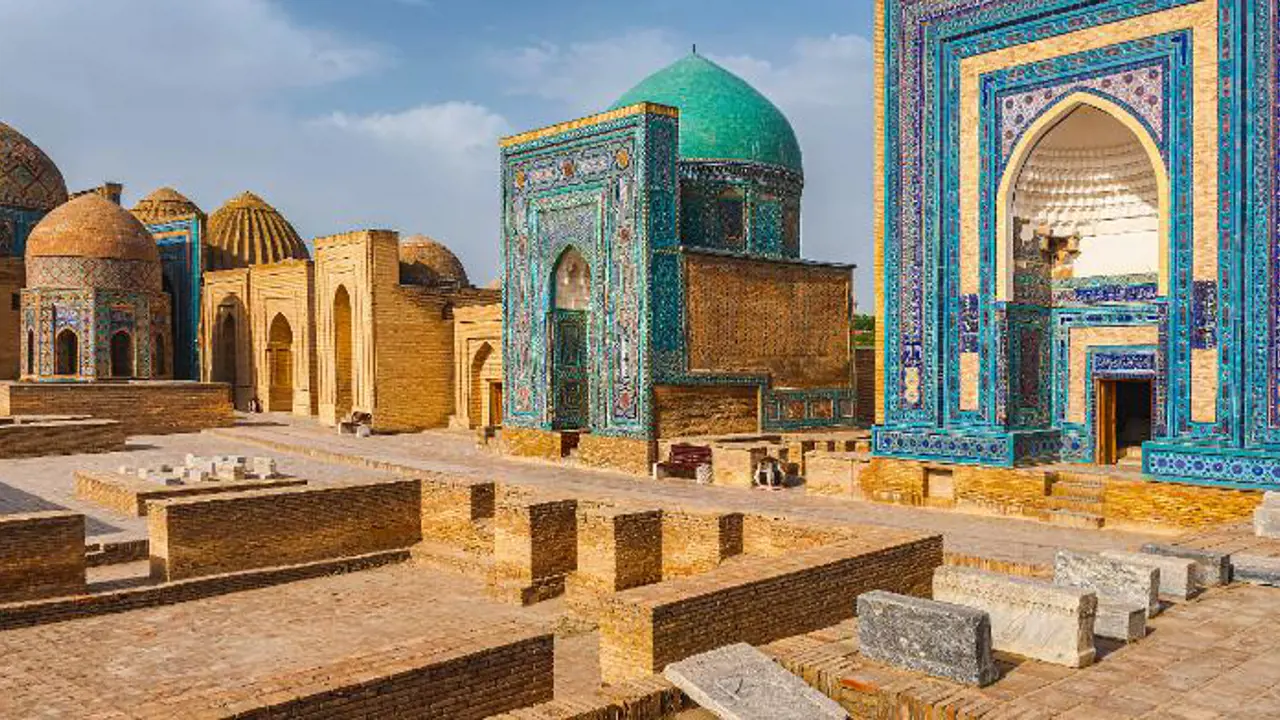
[610,54,803,175]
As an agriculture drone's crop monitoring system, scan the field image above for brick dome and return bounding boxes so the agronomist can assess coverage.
[26,193,159,263]
[399,234,470,288]
[131,187,203,225]
[0,121,68,212]
[207,191,309,270]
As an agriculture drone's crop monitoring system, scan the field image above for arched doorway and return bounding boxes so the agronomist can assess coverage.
[332,286,354,420]
[1000,98,1165,462]
[55,329,77,376]
[154,334,167,377]
[551,248,590,429]
[469,342,493,428]
[25,329,34,376]
[267,313,295,412]
[214,313,238,388]
[109,331,133,378]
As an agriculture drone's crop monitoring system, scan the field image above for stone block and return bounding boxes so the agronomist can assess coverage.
[1100,550,1198,600]
[1055,549,1160,618]
[1094,602,1146,643]
[932,566,1096,668]
[251,457,278,479]
[855,590,998,686]
[184,468,209,484]
[1232,555,1280,586]
[662,643,846,720]
[1139,544,1231,586]
[214,463,246,482]
[1255,503,1280,539]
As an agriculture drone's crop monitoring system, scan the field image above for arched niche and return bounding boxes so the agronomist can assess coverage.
[109,330,134,378]
[332,285,354,420]
[267,313,295,412]
[996,93,1169,301]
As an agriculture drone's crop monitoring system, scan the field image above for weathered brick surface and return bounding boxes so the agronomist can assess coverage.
[419,474,495,552]
[653,384,759,438]
[741,514,858,557]
[148,479,422,581]
[577,433,655,475]
[503,426,563,460]
[661,511,743,579]
[1103,476,1261,529]
[74,470,306,516]
[805,451,869,497]
[569,504,663,602]
[710,444,768,488]
[0,417,124,458]
[0,381,233,436]
[490,495,577,602]
[0,511,85,603]
[597,531,942,683]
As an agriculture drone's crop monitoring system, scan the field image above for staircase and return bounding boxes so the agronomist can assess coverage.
[1044,472,1106,529]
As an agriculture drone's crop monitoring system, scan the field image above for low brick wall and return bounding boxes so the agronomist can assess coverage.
[805,451,869,497]
[568,504,663,613]
[502,426,562,460]
[419,475,495,552]
[1102,476,1261,529]
[742,514,858,557]
[170,622,554,720]
[577,434,655,475]
[148,479,422,581]
[597,531,943,683]
[661,511,743,579]
[0,381,233,436]
[0,512,85,603]
[489,495,577,604]
[0,417,124,458]
[75,470,308,517]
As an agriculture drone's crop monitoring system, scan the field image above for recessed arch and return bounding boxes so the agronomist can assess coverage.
[55,329,77,376]
[332,285,354,420]
[552,246,591,311]
[109,330,134,378]
[25,329,34,376]
[267,312,294,412]
[550,247,591,429]
[154,333,167,377]
[996,92,1170,300]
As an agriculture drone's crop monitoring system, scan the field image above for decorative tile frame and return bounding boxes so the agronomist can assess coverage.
[149,217,203,380]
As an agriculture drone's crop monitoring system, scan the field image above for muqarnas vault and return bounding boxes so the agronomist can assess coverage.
[873,0,1280,489]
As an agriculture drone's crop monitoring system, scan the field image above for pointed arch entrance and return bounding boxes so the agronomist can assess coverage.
[214,313,238,388]
[332,285,354,420]
[996,93,1169,301]
[550,247,590,429]
[55,329,77,376]
[267,313,295,412]
[109,331,133,378]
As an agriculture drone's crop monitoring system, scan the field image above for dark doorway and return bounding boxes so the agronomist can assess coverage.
[1096,379,1152,465]
[109,331,133,378]
[55,329,77,376]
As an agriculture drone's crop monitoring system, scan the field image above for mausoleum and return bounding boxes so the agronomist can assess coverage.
[873,0,1280,490]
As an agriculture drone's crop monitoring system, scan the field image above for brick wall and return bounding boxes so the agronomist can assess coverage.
[0,381,233,436]
[502,426,562,460]
[0,511,85,603]
[74,470,307,517]
[490,496,577,604]
[571,504,663,595]
[172,623,553,720]
[805,451,868,497]
[1102,477,1261,529]
[248,260,317,416]
[684,252,852,389]
[741,514,858,557]
[0,418,124,459]
[148,479,422,581]
[854,346,876,425]
[577,433,655,475]
[653,384,760,438]
[420,475,495,553]
[661,511,743,578]
[597,532,943,683]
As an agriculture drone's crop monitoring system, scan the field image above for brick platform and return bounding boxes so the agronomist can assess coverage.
[75,469,307,516]
[148,479,422,581]
[0,416,124,459]
[0,381,233,436]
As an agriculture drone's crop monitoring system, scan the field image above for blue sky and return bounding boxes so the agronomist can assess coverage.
[0,0,876,306]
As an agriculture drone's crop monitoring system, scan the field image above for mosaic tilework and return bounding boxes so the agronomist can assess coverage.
[150,218,203,380]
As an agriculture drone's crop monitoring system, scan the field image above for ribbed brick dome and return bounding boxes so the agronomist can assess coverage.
[206,191,308,270]
[0,121,68,212]
[131,187,203,225]
[399,234,470,287]
[26,193,159,263]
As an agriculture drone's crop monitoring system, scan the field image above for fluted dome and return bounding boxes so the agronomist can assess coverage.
[0,122,68,212]
[399,234,470,287]
[131,187,203,225]
[206,191,309,270]
[611,54,802,175]
[26,194,159,263]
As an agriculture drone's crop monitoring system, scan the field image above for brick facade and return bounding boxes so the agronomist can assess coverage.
[653,383,759,438]
[0,416,123,458]
[0,381,233,436]
[0,511,85,603]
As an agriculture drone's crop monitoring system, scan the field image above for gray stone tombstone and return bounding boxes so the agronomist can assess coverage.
[662,643,847,720]
[1232,555,1280,586]
[856,590,998,686]
[1099,550,1198,600]
[1254,493,1280,539]
[1139,544,1231,586]
[1054,549,1160,618]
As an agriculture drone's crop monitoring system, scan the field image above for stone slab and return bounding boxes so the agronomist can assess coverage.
[1055,549,1160,618]
[1094,602,1146,643]
[1232,555,1280,587]
[932,566,1096,668]
[1139,544,1231,587]
[856,590,998,686]
[1255,504,1280,540]
[662,643,847,720]
[1100,550,1198,601]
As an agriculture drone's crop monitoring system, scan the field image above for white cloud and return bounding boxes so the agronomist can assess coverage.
[318,102,510,157]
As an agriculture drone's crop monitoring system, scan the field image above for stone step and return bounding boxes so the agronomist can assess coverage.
[1045,494,1104,514]
[1044,509,1105,529]
[409,540,492,578]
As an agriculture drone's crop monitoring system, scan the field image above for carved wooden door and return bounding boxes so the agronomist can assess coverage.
[552,309,588,429]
